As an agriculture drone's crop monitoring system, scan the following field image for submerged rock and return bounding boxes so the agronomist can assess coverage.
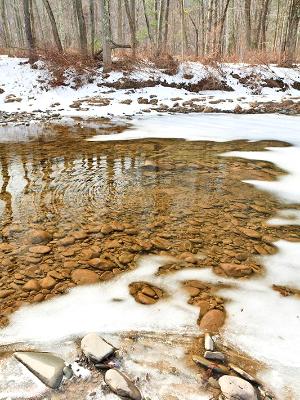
[71,269,100,285]
[28,229,52,244]
[219,375,257,400]
[81,333,114,362]
[104,369,142,400]
[219,263,253,278]
[14,351,65,389]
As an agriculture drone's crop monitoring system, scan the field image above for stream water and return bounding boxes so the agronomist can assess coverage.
[0,115,299,400]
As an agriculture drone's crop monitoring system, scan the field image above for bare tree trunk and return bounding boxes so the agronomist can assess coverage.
[163,0,170,51]
[0,0,11,48]
[142,0,153,44]
[189,15,199,57]
[179,0,185,59]
[282,0,300,62]
[99,0,112,71]
[42,0,63,52]
[157,0,165,54]
[124,0,137,57]
[245,0,252,49]
[117,0,124,43]
[13,0,25,47]
[73,0,88,56]
[260,0,271,50]
[23,0,36,62]
[218,0,231,55]
[89,0,95,55]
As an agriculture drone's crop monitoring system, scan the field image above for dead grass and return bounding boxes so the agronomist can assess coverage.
[38,48,98,88]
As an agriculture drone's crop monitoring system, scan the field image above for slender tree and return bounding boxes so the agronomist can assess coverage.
[23,0,36,62]
[99,0,112,70]
[42,0,63,52]
[73,0,88,56]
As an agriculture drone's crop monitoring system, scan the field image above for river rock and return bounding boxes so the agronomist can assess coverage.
[28,229,52,244]
[104,369,142,400]
[219,376,257,400]
[239,227,261,239]
[219,263,253,278]
[81,333,114,362]
[23,279,40,291]
[39,276,56,289]
[14,351,65,389]
[29,245,51,255]
[199,309,225,332]
[0,289,14,298]
[71,269,100,285]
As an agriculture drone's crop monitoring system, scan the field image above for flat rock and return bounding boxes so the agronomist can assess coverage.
[239,227,261,239]
[104,369,142,400]
[14,351,65,389]
[220,263,253,278]
[219,375,257,400]
[81,333,114,362]
[192,355,229,374]
[199,309,225,333]
[204,351,225,362]
[136,291,156,305]
[29,245,51,255]
[71,269,100,285]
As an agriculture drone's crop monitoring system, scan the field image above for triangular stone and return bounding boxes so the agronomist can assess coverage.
[14,351,65,389]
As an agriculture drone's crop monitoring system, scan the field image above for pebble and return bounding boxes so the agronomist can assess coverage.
[104,369,142,400]
[63,366,74,379]
[218,375,257,400]
[40,276,56,289]
[23,279,40,291]
[81,333,115,362]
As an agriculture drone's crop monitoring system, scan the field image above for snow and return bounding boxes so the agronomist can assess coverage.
[0,56,299,118]
[89,113,300,142]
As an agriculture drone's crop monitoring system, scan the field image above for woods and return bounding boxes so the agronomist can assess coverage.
[0,0,299,68]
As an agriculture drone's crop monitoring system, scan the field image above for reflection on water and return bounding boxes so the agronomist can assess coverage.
[0,120,299,327]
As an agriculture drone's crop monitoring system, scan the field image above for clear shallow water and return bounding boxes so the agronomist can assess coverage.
[0,115,299,399]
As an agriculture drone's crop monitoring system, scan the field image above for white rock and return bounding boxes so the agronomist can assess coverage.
[219,376,257,400]
[204,333,214,351]
[81,333,114,362]
[105,369,141,400]
[14,351,65,389]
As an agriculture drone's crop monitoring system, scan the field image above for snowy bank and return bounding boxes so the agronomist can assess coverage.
[0,56,299,119]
